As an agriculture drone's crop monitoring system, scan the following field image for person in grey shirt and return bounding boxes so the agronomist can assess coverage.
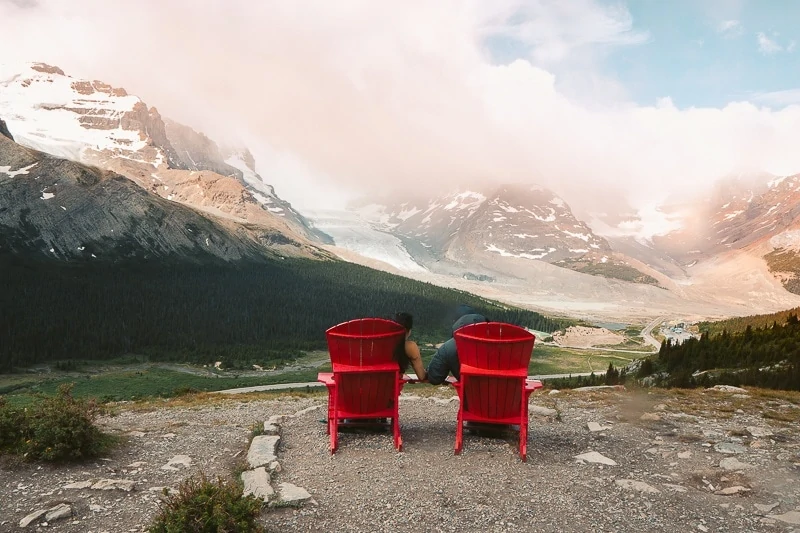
[426,308,488,385]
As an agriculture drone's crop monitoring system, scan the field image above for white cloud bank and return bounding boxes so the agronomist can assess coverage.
[1,0,799,236]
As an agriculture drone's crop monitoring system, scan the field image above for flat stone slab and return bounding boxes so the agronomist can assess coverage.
[19,509,48,528]
[767,511,800,525]
[575,451,617,466]
[715,442,747,454]
[91,479,136,491]
[275,482,313,506]
[719,457,751,471]
[615,479,660,494]
[747,426,773,438]
[242,467,274,501]
[162,454,192,470]
[587,422,611,432]
[293,405,321,416]
[19,504,72,528]
[709,385,748,393]
[64,480,94,489]
[248,435,280,468]
[530,405,557,417]
[755,503,780,514]
[715,486,750,495]
[45,503,72,522]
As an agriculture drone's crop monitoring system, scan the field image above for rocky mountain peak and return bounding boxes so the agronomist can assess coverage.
[0,117,13,141]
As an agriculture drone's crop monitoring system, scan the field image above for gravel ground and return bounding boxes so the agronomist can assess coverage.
[2,388,799,532]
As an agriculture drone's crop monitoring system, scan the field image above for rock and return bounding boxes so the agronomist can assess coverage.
[587,422,611,432]
[275,482,312,506]
[248,435,280,468]
[64,480,94,489]
[755,503,780,514]
[293,405,321,416]
[91,479,136,491]
[750,440,768,449]
[162,433,177,439]
[640,413,661,421]
[719,457,750,471]
[573,385,625,392]
[714,486,750,495]
[126,431,146,437]
[698,525,709,532]
[615,479,660,494]
[530,405,558,417]
[747,426,773,438]
[767,511,800,525]
[45,504,72,522]
[678,451,692,459]
[162,455,192,470]
[574,451,617,466]
[548,389,560,395]
[663,483,688,493]
[126,461,147,468]
[19,509,48,528]
[241,467,274,501]
[89,504,105,512]
[714,442,747,454]
[263,415,286,435]
[267,460,282,473]
[710,385,748,393]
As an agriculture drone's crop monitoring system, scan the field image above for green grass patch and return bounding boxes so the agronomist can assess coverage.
[1,366,325,406]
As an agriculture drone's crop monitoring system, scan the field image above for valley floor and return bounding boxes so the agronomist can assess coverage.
[2,387,799,532]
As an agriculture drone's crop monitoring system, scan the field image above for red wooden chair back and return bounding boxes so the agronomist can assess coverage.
[455,322,534,420]
[320,318,407,452]
[453,322,539,460]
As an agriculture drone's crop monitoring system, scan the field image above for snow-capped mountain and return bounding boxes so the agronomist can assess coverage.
[0,62,327,244]
[651,173,800,261]
[361,183,611,264]
[0,124,325,261]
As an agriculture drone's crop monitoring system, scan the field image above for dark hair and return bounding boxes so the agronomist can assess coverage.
[393,312,413,373]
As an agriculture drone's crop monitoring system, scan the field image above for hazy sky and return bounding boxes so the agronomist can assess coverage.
[2,0,799,236]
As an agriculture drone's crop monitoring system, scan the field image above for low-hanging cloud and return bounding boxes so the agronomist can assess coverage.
[1,0,799,233]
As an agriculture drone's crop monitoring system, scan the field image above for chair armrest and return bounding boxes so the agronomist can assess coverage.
[525,379,543,391]
[317,372,335,385]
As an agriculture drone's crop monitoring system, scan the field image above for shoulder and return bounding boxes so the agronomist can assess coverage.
[405,339,421,358]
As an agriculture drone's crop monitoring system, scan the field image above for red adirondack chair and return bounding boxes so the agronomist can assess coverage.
[317,318,407,453]
[452,322,542,461]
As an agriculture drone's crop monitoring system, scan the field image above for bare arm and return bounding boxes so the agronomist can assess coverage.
[406,340,426,381]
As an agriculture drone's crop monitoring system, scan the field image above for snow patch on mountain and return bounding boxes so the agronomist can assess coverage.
[308,210,425,272]
[0,63,147,160]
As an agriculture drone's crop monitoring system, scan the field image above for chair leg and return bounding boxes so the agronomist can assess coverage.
[393,416,403,451]
[455,403,464,455]
[519,419,528,462]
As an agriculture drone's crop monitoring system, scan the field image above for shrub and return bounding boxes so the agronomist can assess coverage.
[149,473,264,533]
[0,397,26,452]
[0,384,114,461]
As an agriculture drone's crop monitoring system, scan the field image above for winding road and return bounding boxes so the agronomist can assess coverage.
[641,316,665,350]
[212,371,606,395]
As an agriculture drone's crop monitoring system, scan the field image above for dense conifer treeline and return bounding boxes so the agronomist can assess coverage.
[698,307,800,336]
[0,257,571,372]
[654,313,800,390]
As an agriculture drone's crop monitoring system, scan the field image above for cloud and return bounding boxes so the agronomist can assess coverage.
[789,40,797,53]
[757,32,783,54]
[717,19,742,37]
[752,88,800,107]
[1,0,800,236]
